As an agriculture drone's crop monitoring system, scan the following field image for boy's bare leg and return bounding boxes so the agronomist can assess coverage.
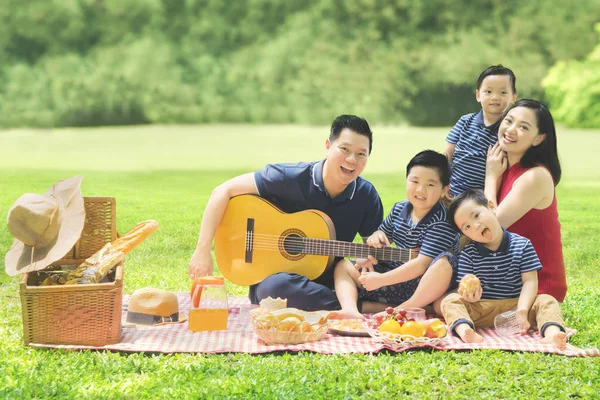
[396,257,453,310]
[539,325,567,350]
[455,322,484,344]
[331,260,364,319]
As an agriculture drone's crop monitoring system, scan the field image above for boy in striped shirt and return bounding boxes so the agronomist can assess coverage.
[442,189,567,349]
[334,150,458,319]
[444,65,518,198]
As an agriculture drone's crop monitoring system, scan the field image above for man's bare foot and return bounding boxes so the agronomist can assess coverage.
[455,324,484,344]
[540,331,567,350]
[329,309,364,320]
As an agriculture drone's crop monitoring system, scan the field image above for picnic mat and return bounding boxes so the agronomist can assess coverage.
[30,294,599,357]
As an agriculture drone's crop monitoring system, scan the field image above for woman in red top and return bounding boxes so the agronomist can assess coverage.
[485,99,566,301]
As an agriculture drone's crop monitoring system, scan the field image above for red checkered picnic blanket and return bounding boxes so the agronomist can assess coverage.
[30,294,599,356]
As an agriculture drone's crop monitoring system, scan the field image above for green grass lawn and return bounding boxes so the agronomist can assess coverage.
[1,125,599,399]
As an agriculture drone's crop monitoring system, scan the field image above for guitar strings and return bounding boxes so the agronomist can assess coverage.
[248,233,410,249]
[243,232,412,258]
[248,234,410,251]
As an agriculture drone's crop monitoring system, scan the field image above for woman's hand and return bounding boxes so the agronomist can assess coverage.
[486,142,508,180]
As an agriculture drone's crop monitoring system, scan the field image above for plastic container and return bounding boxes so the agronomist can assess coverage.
[189,276,229,332]
[404,307,426,321]
[494,308,520,336]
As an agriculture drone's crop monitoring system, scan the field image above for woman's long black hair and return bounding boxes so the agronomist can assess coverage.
[503,99,562,185]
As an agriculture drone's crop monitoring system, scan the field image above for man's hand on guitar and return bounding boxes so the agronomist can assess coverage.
[358,271,385,291]
[366,230,390,248]
[189,247,214,279]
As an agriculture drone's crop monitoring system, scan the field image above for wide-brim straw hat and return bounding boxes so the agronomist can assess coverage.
[5,176,85,276]
[124,288,188,327]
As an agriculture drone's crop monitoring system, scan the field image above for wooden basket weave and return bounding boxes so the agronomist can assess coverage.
[19,197,123,346]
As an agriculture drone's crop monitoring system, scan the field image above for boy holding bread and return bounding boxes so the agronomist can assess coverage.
[441,189,567,349]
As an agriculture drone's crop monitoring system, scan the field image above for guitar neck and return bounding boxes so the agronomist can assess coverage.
[302,238,414,263]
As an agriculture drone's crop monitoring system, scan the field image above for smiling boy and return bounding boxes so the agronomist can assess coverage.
[442,189,567,349]
[333,150,458,318]
[445,65,518,197]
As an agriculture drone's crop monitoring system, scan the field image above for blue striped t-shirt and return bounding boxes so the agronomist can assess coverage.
[457,230,542,300]
[379,200,458,265]
[446,111,500,196]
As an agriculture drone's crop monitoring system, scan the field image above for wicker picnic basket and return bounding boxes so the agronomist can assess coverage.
[19,197,123,346]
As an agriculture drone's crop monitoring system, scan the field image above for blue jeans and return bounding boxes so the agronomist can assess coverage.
[248,273,341,311]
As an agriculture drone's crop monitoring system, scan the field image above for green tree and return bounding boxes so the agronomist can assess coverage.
[0,0,599,127]
[543,23,600,129]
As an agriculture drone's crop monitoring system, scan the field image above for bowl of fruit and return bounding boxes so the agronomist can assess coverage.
[364,307,448,349]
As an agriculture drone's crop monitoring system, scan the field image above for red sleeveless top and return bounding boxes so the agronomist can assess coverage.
[498,163,567,301]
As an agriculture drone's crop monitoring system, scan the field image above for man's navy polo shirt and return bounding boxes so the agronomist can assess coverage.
[379,200,458,262]
[254,160,383,245]
[457,230,542,300]
[446,111,501,196]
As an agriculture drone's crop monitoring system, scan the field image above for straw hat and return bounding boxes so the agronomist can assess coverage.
[5,176,85,276]
[124,288,187,327]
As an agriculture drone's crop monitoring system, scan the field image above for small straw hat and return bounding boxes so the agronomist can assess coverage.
[5,176,85,276]
[124,288,188,327]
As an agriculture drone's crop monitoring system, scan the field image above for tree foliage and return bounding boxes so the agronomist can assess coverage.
[542,23,600,129]
[0,0,598,127]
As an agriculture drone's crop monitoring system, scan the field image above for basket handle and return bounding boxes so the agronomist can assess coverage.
[19,273,28,290]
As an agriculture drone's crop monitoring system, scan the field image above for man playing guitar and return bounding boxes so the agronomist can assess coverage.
[189,115,383,310]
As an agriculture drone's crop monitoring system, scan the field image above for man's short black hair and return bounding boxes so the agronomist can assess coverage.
[448,189,489,232]
[330,115,373,154]
[476,64,517,94]
[406,150,451,187]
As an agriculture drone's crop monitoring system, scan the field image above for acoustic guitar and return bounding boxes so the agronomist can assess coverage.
[215,195,419,286]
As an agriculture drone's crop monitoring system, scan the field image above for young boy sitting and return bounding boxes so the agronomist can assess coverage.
[444,65,518,198]
[334,150,458,319]
[442,189,567,350]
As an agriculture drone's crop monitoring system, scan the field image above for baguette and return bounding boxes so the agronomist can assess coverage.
[111,220,159,255]
[39,220,157,286]
[64,243,124,284]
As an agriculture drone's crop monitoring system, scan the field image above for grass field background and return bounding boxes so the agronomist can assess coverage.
[1,125,599,398]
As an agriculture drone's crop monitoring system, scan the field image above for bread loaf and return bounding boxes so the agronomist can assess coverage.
[270,308,306,321]
[258,296,287,310]
[39,220,157,286]
[64,243,124,284]
[111,220,159,255]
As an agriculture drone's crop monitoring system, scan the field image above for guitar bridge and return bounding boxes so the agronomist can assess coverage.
[245,218,254,263]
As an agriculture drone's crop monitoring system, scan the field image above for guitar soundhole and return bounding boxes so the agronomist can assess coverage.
[279,229,306,261]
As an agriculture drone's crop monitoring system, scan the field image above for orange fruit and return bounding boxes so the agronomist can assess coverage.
[378,319,402,334]
[423,318,447,338]
[399,321,426,337]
